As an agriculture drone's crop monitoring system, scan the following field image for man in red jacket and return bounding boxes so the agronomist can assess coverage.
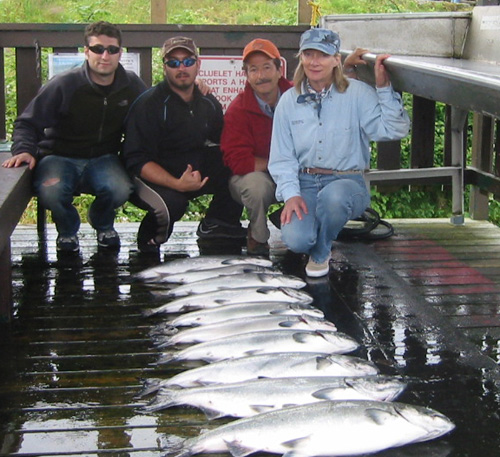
[222,38,366,255]
[221,39,291,256]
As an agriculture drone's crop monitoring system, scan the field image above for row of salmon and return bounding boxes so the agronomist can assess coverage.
[136,255,455,457]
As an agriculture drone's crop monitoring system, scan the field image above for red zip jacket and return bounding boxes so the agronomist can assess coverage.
[221,77,292,176]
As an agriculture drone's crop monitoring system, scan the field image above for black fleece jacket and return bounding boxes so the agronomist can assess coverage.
[123,79,224,178]
[11,62,147,159]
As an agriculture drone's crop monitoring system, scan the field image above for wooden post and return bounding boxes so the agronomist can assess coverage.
[469,113,494,220]
[151,0,167,24]
[298,0,312,25]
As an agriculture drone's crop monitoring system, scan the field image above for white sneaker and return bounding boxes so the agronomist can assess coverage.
[305,255,330,278]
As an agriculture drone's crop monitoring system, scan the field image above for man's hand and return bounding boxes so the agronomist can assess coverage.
[177,164,209,192]
[281,195,308,226]
[374,54,391,88]
[2,152,36,169]
[195,78,211,96]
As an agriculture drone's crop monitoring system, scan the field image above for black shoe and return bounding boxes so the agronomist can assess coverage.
[196,219,247,240]
[138,238,160,254]
[97,229,120,249]
[56,234,80,252]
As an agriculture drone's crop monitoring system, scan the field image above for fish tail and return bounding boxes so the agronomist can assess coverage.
[155,352,177,364]
[142,308,158,317]
[142,389,178,412]
[137,378,163,397]
[159,435,191,457]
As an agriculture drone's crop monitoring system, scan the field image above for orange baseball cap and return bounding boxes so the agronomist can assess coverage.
[242,39,281,61]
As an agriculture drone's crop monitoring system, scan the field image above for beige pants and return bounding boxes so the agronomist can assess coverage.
[229,171,277,243]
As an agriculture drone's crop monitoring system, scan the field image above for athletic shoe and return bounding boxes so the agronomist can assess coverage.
[56,234,79,252]
[196,219,247,240]
[305,255,331,278]
[97,229,120,249]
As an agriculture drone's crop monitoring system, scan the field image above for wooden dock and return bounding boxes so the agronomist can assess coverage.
[0,219,499,457]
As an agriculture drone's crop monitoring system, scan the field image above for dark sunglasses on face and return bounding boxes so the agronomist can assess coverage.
[164,57,197,68]
[88,44,121,55]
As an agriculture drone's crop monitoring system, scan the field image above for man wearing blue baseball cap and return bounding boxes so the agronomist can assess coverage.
[269,28,411,277]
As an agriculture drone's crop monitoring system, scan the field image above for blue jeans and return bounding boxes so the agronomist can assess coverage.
[33,154,133,236]
[281,173,370,263]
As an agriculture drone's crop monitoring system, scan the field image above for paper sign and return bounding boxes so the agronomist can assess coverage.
[199,56,287,112]
[48,52,141,79]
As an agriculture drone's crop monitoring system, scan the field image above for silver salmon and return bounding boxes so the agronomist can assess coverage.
[144,287,314,316]
[144,376,407,418]
[150,264,278,284]
[155,330,372,364]
[135,255,273,281]
[165,400,455,457]
[154,314,340,346]
[166,302,325,327]
[141,352,379,392]
[164,273,307,297]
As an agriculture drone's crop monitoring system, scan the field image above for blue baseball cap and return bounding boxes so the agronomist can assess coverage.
[299,28,341,55]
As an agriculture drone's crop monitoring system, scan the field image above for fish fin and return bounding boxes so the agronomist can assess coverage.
[311,387,337,400]
[292,332,312,344]
[256,287,278,294]
[278,321,297,328]
[282,435,311,450]
[224,439,256,457]
[315,355,334,370]
[200,406,226,420]
[365,407,398,425]
[283,451,307,457]
[249,404,276,414]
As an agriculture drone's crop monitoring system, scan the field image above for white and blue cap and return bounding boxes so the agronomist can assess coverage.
[299,28,341,55]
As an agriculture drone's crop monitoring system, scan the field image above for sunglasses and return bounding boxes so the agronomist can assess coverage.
[88,44,121,55]
[164,57,197,68]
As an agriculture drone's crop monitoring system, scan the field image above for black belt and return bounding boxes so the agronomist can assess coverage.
[301,167,363,175]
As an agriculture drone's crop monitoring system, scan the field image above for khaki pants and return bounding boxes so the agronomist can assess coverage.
[229,171,277,243]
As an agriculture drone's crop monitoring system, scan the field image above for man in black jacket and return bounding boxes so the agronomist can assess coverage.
[123,36,245,254]
[2,21,147,253]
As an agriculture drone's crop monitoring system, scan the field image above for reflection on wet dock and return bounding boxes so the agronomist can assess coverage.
[1,220,499,456]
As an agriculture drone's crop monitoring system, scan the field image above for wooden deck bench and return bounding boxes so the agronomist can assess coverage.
[325,5,500,224]
[0,148,33,323]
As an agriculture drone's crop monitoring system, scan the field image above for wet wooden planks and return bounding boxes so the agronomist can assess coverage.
[1,219,500,456]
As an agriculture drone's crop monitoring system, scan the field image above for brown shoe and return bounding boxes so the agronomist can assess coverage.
[246,227,270,256]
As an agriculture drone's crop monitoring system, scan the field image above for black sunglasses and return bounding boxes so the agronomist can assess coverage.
[88,44,121,55]
[164,57,197,68]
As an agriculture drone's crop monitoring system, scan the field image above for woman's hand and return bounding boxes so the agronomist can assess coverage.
[281,196,308,226]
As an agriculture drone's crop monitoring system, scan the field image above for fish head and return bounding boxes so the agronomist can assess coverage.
[324,354,379,376]
[345,376,407,402]
[276,287,314,304]
[316,331,359,352]
[393,403,456,442]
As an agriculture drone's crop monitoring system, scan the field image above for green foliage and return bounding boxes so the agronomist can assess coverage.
[0,0,468,24]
